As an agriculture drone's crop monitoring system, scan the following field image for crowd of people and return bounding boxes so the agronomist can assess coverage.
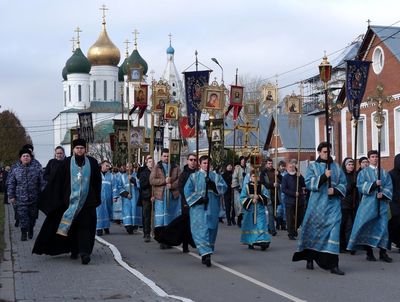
[3,139,400,274]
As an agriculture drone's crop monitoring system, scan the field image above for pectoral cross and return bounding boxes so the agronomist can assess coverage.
[77,169,82,181]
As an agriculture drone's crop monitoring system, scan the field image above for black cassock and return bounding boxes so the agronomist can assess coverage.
[33,156,101,256]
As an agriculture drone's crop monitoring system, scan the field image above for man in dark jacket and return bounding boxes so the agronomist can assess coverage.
[177,153,198,252]
[389,153,400,250]
[281,159,306,240]
[260,158,282,236]
[33,139,101,265]
[340,157,358,252]
[138,156,154,242]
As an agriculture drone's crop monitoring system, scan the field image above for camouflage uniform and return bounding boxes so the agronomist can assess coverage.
[7,161,43,232]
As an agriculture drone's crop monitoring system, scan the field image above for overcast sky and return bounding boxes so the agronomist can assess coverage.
[0,0,399,164]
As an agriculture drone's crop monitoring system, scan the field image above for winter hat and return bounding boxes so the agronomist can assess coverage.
[19,148,32,157]
[72,138,87,149]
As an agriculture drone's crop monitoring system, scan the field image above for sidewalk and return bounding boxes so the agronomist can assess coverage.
[0,205,179,302]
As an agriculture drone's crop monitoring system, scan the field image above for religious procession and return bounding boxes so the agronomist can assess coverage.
[2,4,400,302]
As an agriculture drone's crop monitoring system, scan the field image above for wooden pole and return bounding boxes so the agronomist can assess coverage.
[295,114,302,231]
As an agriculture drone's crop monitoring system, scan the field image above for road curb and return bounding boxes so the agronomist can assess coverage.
[0,205,15,302]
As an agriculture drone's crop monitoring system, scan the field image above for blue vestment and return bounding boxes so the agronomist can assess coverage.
[112,173,122,220]
[184,170,227,256]
[240,182,271,245]
[119,172,142,227]
[296,161,346,255]
[154,163,181,227]
[347,166,393,250]
[96,172,113,229]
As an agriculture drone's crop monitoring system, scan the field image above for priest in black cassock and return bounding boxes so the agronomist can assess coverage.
[33,139,101,265]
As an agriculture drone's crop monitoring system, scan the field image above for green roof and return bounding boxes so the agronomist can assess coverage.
[66,48,91,75]
[127,49,148,75]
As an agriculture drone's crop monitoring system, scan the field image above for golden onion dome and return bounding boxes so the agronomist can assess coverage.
[87,23,120,66]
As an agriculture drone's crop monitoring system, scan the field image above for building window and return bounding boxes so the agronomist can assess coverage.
[371,110,389,156]
[78,85,82,102]
[64,91,67,106]
[93,81,96,100]
[395,107,400,154]
[372,46,384,75]
[114,81,116,101]
[68,85,71,102]
[351,115,367,158]
[104,80,107,100]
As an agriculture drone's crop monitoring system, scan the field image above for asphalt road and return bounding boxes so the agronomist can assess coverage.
[101,222,400,302]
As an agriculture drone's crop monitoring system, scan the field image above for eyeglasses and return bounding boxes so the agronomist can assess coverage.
[188,158,196,161]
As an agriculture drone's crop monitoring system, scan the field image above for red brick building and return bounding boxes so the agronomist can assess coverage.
[314,25,400,170]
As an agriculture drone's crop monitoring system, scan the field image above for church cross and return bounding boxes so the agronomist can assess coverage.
[168,33,172,45]
[366,19,371,26]
[100,4,108,24]
[133,29,140,49]
[74,27,82,48]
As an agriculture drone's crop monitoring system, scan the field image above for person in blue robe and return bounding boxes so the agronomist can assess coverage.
[292,142,346,275]
[96,160,113,236]
[347,150,393,262]
[184,155,227,267]
[149,148,181,249]
[112,166,123,223]
[118,163,142,234]
[240,170,271,250]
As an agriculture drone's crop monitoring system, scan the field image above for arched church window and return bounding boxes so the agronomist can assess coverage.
[78,85,82,102]
[93,81,97,100]
[104,80,107,100]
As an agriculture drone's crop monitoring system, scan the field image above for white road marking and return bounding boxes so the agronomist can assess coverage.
[175,246,307,302]
[96,236,194,302]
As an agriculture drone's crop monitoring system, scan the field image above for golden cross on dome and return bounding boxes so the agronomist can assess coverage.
[100,4,108,24]
[74,27,82,48]
[70,37,76,52]
[133,29,139,49]
[124,39,130,58]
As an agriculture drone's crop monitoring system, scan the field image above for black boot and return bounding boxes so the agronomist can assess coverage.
[21,229,27,241]
[28,226,34,239]
[96,229,103,236]
[104,228,110,234]
[201,254,211,267]
[182,242,189,253]
[379,249,392,263]
[81,254,91,265]
[15,219,19,228]
[237,214,243,228]
[125,225,134,234]
[306,260,314,270]
[330,266,345,275]
[366,246,376,261]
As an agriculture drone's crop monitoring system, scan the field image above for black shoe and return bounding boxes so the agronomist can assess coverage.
[330,267,345,275]
[160,243,172,250]
[81,254,91,265]
[306,260,314,270]
[350,251,356,255]
[28,227,34,239]
[366,252,377,261]
[96,229,103,236]
[104,228,110,234]
[269,231,277,236]
[260,242,269,251]
[202,254,211,267]
[379,251,393,263]
[288,234,296,240]
[144,235,151,243]
[15,219,19,228]
[125,225,134,234]
[248,244,255,250]
[182,243,189,253]
[70,252,79,260]
[231,219,236,225]
[219,218,224,223]
[21,231,27,241]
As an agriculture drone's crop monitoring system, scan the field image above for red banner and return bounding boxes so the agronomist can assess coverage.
[179,117,196,138]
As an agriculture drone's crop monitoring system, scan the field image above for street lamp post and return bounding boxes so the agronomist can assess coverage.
[319,53,332,187]
[211,58,224,84]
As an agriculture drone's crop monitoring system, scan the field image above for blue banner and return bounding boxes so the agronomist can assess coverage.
[183,70,210,127]
[346,60,371,119]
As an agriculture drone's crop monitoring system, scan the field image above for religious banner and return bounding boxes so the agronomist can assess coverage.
[164,103,179,120]
[225,85,244,120]
[109,133,116,152]
[346,60,371,119]
[204,118,225,168]
[130,126,145,148]
[261,83,278,112]
[284,93,302,127]
[70,128,80,154]
[152,82,169,113]
[170,139,181,164]
[78,112,94,143]
[112,119,128,166]
[129,83,148,118]
[154,126,164,151]
[183,70,210,127]
[244,101,259,119]
[179,116,196,138]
